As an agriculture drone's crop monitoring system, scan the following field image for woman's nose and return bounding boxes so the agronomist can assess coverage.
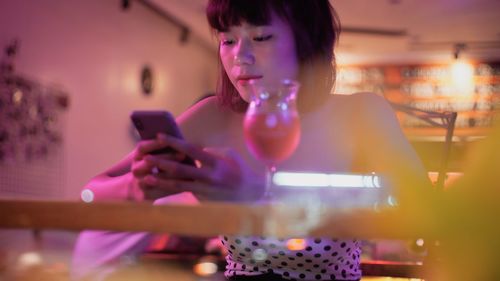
[234,40,255,65]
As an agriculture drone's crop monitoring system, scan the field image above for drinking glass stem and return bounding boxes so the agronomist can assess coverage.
[264,166,276,200]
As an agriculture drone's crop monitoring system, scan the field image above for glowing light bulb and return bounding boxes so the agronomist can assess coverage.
[17,252,43,269]
[81,189,94,203]
[193,261,218,276]
[451,60,474,96]
[286,238,307,251]
[416,238,425,247]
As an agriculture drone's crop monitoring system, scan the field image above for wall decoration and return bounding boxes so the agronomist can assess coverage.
[140,65,153,95]
[0,40,69,164]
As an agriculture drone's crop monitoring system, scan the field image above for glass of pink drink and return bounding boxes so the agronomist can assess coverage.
[243,79,301,199]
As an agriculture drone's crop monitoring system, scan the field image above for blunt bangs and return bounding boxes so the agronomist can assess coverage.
[206,0,289,32]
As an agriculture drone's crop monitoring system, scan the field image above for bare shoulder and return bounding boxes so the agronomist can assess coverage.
[177,95,221,123]
[334,92,396,121]
[322,92,392,115]
[326,92,402,139]
[177,95,234,142]
[333,92,391,109]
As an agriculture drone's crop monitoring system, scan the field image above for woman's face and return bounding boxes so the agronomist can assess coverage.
[218,13,299,103]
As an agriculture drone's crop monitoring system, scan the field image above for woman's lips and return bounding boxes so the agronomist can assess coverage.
[237,76,262,86]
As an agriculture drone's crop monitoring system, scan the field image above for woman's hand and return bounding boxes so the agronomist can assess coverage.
[137,133,265,202]
[130,136,189,200]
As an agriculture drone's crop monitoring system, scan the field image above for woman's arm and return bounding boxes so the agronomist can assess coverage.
[83,131,194,202]
[82,151,140,201]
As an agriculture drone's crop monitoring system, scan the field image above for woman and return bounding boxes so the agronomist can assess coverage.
[73,1,430,280]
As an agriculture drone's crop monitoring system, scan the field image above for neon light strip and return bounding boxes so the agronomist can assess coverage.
[272,172,381,188]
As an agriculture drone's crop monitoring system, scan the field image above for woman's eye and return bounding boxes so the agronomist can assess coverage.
[254,34,273,42]
[221,39,235,46]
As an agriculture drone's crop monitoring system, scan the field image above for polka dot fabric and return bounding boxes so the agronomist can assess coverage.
[220,235,361,280]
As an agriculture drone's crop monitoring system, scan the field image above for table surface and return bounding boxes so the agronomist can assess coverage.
[0,199,437,239]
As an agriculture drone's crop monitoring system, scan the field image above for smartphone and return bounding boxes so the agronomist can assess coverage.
[130,110,195,165]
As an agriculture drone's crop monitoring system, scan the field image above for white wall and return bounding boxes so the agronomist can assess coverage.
[0,0,218,199]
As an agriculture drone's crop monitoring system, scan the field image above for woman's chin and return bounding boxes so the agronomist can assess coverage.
[236,88,251,103]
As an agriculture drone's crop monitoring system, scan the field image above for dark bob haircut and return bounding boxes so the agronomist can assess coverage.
[206,0,341,112]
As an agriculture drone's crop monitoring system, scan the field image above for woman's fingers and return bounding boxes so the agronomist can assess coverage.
[131,153,178,177]
[131,159,155,177]
[138,134,220,167]
[157,134,216,165]
[135,139,170,160]
[145,156,210,181]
